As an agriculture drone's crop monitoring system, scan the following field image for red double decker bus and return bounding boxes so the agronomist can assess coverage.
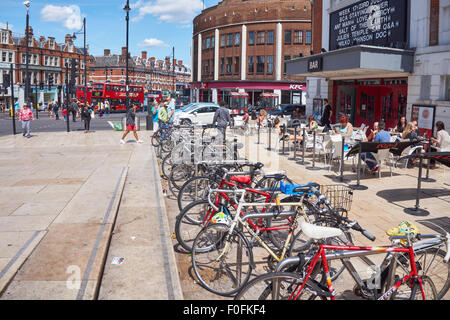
[90,83,145,112]
[76,86,93,104]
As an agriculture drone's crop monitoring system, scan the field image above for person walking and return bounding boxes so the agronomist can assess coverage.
[69,99,78,122]
[105,100,110,115]
[53,101,59,120]
[81,102,91,133]
[321,99,332,132]
[151,101,159,132]
[167,97,175,123]
[213,101,231,140]
[19,103,34,138]
[120,105,143,144]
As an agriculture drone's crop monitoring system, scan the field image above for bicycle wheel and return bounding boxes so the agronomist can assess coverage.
[389,276,438,300]
[234,272,322,300]
[177,176,218,211]
[192,223,254,296]
[390,247,449,300]
[169,163,195,191]
[161,153,173,180]
[151,129,161,147]
[175,200,215,252]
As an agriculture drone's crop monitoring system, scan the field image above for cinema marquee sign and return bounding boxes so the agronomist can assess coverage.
[329,0,408,51]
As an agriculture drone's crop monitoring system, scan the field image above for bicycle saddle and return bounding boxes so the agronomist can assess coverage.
[300,218,344,240]
[230,175,252,185]
[250,162,264,170]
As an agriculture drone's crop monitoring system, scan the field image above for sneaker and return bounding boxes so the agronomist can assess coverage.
[120,139,126,144]
[137,140,144,144]
[370,166,379,174]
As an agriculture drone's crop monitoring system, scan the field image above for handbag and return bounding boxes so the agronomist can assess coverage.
[90,110,95,119]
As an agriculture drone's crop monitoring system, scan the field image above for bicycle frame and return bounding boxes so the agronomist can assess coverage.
[291,244,425,300]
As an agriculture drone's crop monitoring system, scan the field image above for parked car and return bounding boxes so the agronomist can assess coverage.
[173,103,221,126]
[267,104,305,117]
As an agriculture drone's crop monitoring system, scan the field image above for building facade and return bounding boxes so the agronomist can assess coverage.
[191,0,313,106]
[90,49,191,98]
[287,0,450,137]
[0,26,90,108]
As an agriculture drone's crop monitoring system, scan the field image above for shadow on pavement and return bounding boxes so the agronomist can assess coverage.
[376,188,450,203]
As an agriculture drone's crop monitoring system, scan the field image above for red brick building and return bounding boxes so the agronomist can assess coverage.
[0,26,91,107]
[191,0,312,106]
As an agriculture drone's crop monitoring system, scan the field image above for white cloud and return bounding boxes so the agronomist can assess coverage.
[138,38,169,48]
[131,0,203,25]
[0,22,13,30]
[41,5,84,30]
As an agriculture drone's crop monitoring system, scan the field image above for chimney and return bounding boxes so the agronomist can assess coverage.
[142,51,147,60]
[150,57,155,62]
[121,47,127,57]
[173,59,177,66]
[178,60,183,66]
[39,36,45,43]
[104,49,110,56]
[65,34,72,43]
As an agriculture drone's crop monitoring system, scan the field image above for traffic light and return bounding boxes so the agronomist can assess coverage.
[3,73,10,88]
[40,82,44,91]
[70,59,79,95]
[48,74,53,90]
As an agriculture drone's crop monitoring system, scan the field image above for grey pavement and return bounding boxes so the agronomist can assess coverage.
[0,128,182,300]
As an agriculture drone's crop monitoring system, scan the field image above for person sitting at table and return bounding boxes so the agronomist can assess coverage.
[402,122,425,167]
[430,121,450,167]
[360,121,391,174]
[393,116,407,133]
[293,107,303,120]
[274,117,303,143]
[335,115,354,138]
[307,115,318,133]
[366,122,379,142]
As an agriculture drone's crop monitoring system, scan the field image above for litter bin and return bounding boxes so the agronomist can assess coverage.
[146,115,153,131]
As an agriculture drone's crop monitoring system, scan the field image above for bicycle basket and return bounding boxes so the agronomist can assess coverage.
[320,185,353,213]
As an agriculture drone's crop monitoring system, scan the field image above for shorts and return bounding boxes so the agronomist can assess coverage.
[126,124,136,131]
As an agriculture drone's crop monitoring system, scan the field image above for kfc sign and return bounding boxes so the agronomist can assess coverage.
[289,84,305,91]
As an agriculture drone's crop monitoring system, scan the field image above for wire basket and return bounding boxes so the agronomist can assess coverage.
[320,185,353,213]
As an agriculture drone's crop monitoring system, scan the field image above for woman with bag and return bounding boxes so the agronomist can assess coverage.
[81,102,91,133]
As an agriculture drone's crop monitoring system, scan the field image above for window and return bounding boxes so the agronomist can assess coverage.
[267,30,274,44]
[1,52,6,62]
[267,56,274,75]
[305,31,312,44]
[285,30,292,44]
[211,59,215,75]
[211,36,215,48]
[256,56,265,74]
[294,30,303,44]
[203,60,209,75]
[206,38,210,49]
[234,57,240,74]
[226,57,232,74]
[248,31,255,45]
[248,56,254,74]
[0,32,7,44]
[8,52,12,62]
[45,56,49,66]
[33,55,37,65]
[284,55,291,74]
[227,34,233,46]
[220,35,225,47]
[257,31,265,44]
[220,58,225,74]
[430,0,440,46]
[235,33,240,46]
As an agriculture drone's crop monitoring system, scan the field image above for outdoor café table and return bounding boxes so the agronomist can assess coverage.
[399,152,450,216]
[345,140,417,189]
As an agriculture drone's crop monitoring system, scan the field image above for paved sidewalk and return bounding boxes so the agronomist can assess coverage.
[0,130,182,299]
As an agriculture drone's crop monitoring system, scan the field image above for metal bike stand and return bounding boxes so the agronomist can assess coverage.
[281,124,286,155]
[289,126,298,161]
[421,138,436,183]
[404,157,430,216]
[257,121,261,145]
[349,143,368,190]
[234,137,238,160]
[306,131,321,171]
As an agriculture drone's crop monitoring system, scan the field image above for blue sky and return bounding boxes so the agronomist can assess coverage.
[0,0,220,67]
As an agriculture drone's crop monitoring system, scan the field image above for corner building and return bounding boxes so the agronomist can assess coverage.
[191,0,313,106]
[287,0,450,137]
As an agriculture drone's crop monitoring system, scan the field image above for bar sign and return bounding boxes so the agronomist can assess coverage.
[308,57,323,72]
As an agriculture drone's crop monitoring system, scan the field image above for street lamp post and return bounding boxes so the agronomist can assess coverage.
[72,17,87,86]
[24,1,31,112]
[124,0,131,111]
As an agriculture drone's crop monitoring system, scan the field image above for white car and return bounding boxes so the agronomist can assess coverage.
[173,103,221,126]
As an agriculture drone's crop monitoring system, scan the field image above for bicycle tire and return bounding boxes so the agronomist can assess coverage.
[192,223,254,297]
[177,176,218,212]
[169,163,195,191]
[234,272,323,300]
[390,275,438,300]
[174,200,215,252]
[151,130,161,147]
[390,247,449,300]
[161,153,173,180]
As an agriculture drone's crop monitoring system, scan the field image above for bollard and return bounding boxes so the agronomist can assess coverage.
[268,122,272,151]
[293,126,298,160]
[340,136,345,182]
[257,121,261,145]
[234,137,238,160]
[302,127,306,165]
[281,124,286,155]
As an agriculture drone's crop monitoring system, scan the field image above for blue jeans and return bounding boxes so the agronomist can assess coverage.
[361,152,377,170]
[22,120,31,136]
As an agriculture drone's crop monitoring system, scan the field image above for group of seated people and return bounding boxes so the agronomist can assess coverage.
[271,112,450,174]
